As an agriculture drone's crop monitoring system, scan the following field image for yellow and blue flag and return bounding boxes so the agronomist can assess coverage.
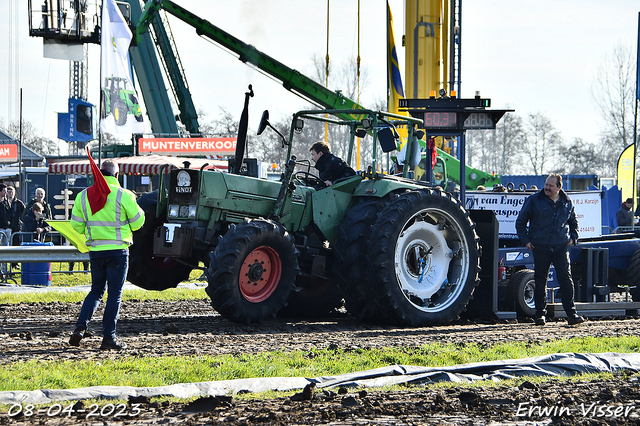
[387,2,405,115]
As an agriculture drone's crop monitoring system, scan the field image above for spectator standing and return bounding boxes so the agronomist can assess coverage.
[0,184,8,246]
[515,174,585,326]
[68,159,145,350]
[22,188,52,221]
[21,202,51,242]
[4,186,25,245]
[616,198,634,228]
[0,184,8,275]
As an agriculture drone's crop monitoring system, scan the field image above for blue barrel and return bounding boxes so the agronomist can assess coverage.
[21,242,53,286]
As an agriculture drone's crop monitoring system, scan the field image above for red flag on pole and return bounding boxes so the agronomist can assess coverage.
[86,148,111,213]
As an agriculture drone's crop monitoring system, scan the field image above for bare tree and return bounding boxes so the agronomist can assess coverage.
[312,55,370,105]
[198,107,238,135]
[521,112,563,175]
[2,119,57,155]
[465,112,525,175]
[591,43,637,152]
[557,137,606,174]
[249,115,290,167]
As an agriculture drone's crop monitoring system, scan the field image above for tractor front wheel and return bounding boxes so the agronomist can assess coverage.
[128,191,193,291]
[207,219,299,324]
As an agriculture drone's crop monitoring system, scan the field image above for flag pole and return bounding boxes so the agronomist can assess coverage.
[19,88,23,201]
[386,1,390,172]
[633,12,639,222]
[97,0,105,168]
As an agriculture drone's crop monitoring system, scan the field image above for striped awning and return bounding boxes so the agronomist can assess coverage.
[48,155,228,175]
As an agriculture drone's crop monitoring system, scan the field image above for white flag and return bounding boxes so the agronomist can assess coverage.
[100,0,144,133]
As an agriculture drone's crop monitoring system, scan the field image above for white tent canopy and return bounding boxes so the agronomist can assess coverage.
[48,155,228,175]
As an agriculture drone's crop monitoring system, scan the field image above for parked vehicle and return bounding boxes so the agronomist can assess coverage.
[464,186,640,320]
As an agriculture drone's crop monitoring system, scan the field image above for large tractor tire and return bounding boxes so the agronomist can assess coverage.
[206,219,299,324]
[127,191,193,291]
[113,100,128,126]
[506,269,536,317]
[366,189,481,326]
[627,248,640,301]
[333,196,392,320]
[277,273,343,318]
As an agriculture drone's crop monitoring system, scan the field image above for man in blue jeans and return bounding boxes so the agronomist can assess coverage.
[516,174,585,326]
[68,158,145,350]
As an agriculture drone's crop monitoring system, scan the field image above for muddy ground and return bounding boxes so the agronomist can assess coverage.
[1,299,640,425]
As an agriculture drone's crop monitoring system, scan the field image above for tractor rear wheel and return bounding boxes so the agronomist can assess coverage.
[207,219,299,324]
[506,269,536,317]
[128,191,193,291]
[627,248,640,301]
[113,100,127,126]
[366,189,481,326]
[333,196,392,320]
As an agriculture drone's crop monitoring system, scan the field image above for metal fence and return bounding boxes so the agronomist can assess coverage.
[0,231,90,284]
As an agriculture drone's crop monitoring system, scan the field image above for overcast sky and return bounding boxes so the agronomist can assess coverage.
[1,1,639,154]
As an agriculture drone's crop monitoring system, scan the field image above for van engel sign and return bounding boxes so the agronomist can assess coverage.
[138,137,237,155]
[0,144,18,162]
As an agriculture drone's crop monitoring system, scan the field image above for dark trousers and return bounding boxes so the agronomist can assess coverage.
[75,251,129,339]
[532,244,577,318]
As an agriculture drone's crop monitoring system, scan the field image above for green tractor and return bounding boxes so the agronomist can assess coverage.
[100,77,144,126]
[127,105,481,326]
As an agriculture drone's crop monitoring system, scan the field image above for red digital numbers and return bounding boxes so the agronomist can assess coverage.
[424,112,456,127]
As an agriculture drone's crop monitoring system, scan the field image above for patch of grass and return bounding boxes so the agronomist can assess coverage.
[0,336,638,392]
[7,262,208,287]
[0,262,209,304]
[0,287,208,304]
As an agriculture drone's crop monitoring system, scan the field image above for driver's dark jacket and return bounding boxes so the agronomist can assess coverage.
[314,152,355,184]
[515,189,579,248]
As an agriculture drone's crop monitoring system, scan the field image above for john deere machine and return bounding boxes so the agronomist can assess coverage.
[101,77,144,126]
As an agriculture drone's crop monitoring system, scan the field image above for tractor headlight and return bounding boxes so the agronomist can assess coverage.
[188,205,197,218]
[168,204,179,218]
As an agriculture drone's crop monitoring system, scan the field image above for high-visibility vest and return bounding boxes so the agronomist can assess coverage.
[71,176,145,251]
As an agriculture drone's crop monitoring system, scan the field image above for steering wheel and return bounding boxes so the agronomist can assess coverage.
[294,171,326,188]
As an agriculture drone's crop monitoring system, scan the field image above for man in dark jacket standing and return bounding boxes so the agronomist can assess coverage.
[515,174,584,326]
[4,186,25,249]
[310,141,356,187]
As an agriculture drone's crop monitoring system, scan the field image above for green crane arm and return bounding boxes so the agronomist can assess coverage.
[435,148,501,189]
[134,0,365,121]
[134,1,497,190]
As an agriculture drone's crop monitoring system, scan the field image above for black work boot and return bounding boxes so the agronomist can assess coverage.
[100,337,127,350]
[534,316,546,326]
[567,314,585,325]
[68,327,86,346]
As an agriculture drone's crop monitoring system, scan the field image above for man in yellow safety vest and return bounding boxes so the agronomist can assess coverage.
[68,158,145,350]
